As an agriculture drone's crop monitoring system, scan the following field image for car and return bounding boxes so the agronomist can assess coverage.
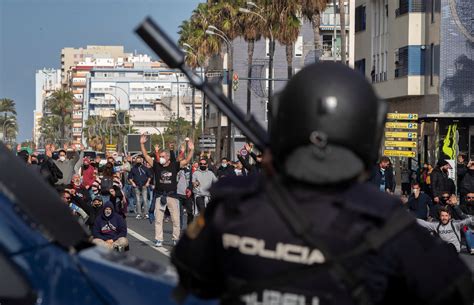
[0,143,214,305]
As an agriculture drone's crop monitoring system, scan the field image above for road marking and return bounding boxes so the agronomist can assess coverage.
[128,228,171,257]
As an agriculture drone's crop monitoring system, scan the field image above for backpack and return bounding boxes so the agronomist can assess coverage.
[436,220,460,243]
[101,177,113,195]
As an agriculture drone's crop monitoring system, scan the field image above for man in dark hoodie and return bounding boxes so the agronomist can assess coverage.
[92,201,128,251]
[460,160,474,204]
[88,197,104,231]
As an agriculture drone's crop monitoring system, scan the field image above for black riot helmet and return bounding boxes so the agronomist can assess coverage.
[270,62,387,184]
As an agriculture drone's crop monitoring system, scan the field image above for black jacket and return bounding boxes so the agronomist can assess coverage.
[368,165,394,192]
[172,176,471,305]
[217,165,236,179]
[407,192,432,220]
[430,168,453,198]
[460,169,474,199]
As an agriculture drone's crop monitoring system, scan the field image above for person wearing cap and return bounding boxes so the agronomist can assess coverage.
[431,159,454,203]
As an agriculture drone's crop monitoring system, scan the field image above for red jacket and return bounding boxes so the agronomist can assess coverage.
[81,166,96,189]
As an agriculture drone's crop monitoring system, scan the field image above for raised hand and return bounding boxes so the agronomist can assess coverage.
[140,134,148,144]
[154,144,160,152]
[187,141,194,151]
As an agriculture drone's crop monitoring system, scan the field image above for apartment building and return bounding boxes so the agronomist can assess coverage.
[354,0,474,163]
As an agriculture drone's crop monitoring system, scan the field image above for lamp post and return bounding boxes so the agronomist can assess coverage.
[206,26,234,159]
[182,44,205,137]
[109,85,132,133]
[239,3,274,128]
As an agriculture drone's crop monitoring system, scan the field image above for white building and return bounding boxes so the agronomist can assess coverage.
[33,68,61,146]
[83,67,202,140]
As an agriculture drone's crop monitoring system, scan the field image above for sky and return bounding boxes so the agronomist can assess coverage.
[0,0,201,142]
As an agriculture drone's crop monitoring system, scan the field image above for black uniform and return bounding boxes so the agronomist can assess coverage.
[171,62,472,305]
[172,175,472,305]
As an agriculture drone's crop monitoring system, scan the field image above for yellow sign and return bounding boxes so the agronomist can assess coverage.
[106,144,117,151]
[387,113,418,120]
[385,131,418,139]
[384,140,418,148]
[384,150,416,158]
[385,122,418,129]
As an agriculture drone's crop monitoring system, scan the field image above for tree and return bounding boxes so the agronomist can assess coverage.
[301,0,328,62]
[39,115,61,145]
[0,98,17,115]
[160,116,202,153]
[43,89,74,145]
[0,98,17,142]
[271,1,302,79]
[237,0,265,114]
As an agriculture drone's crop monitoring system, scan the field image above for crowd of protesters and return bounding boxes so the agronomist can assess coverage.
[13,137,262,251]
[14,139,474,255]
[369,154,474,254]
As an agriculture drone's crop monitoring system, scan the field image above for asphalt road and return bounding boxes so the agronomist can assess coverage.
[125,213,474,275]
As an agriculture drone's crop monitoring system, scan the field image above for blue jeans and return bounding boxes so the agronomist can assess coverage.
[124,184,135,212]
[465,229,474,251]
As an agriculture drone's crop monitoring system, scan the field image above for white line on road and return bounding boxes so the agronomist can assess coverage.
[128,228,171,257]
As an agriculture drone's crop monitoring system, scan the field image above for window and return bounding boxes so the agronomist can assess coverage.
[395,46,425,78]
[355,5,366,32]
[397,0,426,16]
[355,59,366,76]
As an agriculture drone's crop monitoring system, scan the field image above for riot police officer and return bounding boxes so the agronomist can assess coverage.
[171,62,472,305]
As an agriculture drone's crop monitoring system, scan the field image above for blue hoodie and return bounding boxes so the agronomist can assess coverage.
[92,202,127,241]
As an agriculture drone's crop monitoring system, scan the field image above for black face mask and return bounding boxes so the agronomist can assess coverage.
[31,160,38,165]
[200,165,207,171]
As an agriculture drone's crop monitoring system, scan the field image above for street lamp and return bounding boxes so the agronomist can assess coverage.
[182,45,205,136]
[109,85,132,133]
[239,3,274,128]
[206,25,234,159]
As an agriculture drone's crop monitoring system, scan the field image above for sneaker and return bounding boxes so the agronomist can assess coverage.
[165,217,170,223]
[154,240,163,247]
[145,214,149,219]
[136,214,142,220]
[172,240,178,246]
[470,248,474,255]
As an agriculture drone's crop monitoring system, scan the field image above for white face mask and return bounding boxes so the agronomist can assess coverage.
[221,163,227,168]
[59,156,66,162]
[159,157,166,165]
[104,209,112,217]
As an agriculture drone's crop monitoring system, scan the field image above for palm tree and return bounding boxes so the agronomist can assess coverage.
[44,89,74,145]
[0,98,16,115]
[237,0,265,114]
[272,0,302,78]
[301,0,328,62]
[39,115,61,145]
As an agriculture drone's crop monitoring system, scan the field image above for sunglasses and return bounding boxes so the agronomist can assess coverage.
[442,197,450,199]
[199,163,207,165]
[467,197,474,200]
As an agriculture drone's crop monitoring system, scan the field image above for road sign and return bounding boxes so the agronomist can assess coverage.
[106,144,117,151]
[198,135,216,149]
[387,113,418,120]
[385,131,418,139]
[384,140,417,148]
[385,122,418,129]
[383,150,416,158]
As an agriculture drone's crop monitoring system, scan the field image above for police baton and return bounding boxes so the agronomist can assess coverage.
[135,17,269,152]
